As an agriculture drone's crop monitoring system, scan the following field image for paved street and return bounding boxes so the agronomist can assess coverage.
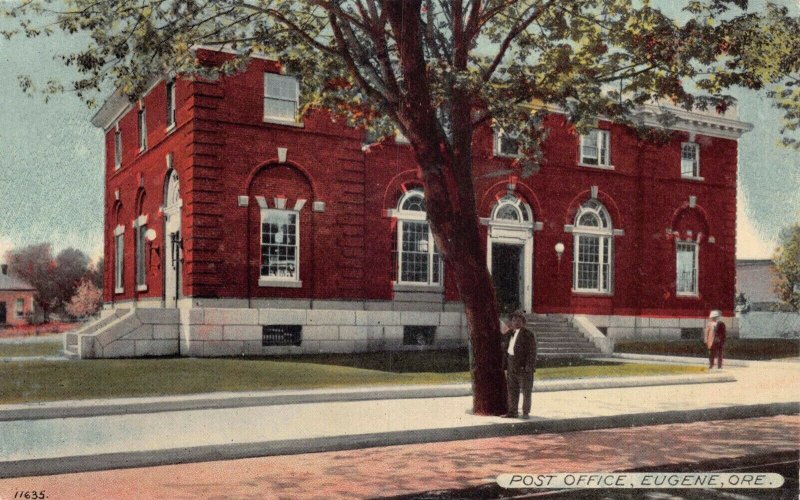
[0,415,796,499]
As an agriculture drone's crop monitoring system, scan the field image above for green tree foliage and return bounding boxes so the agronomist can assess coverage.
[699,3,800,149]
[3,0,793,413]
[773,224,800,311]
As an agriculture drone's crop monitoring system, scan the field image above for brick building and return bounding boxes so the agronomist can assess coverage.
[65,49,752,358]
[0,264,36,327]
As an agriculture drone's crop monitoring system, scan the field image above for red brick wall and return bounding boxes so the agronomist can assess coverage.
[102,52,738,317]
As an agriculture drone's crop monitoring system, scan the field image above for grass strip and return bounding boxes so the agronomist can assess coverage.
[0,358,705,405]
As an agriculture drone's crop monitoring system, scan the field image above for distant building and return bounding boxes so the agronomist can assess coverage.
[736,259,800,338]
[68,48,754,358]
[0,264,36,327]
[736,259,780,311]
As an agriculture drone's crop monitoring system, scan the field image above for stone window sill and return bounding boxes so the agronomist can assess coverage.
[259,279,303,288]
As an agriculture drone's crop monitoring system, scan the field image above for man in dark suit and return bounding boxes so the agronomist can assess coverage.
[501,310,537,419]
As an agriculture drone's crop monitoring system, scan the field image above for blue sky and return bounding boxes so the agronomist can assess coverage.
[0,2,798,263]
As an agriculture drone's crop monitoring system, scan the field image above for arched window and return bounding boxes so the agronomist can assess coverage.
[491,195,531,223]
[573,199,613,293]
[395,189,441,285]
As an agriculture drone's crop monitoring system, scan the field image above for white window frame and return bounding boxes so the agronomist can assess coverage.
[259,208,302,287]
[114,126,122,170]
[680,142,701,179]
[114,225,125,294]
[166,80,176,131]
[15,298,24,318]
[676,241,699,296]
[394,190,442,287]
[138,106,147,151]
[572,200,613,294]
[133,214,148,292]
[494,129,521,158]
[579,129,611,168]
[263,73,300,124]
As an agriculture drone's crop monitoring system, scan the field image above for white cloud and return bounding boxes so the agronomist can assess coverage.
[737,188,776,259]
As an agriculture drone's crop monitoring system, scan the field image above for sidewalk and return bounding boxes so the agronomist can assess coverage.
[0,359,797,478]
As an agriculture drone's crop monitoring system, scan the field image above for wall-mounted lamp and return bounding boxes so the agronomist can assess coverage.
[145,228,157,242]
[555,242,565,272]
[146,228,160,266]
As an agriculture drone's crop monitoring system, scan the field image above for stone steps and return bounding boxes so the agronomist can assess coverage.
[525,314,604,358]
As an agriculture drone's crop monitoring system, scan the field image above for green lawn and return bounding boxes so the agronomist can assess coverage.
[0,342,62,358]
[0,358,706,404]
[614,339,800,359]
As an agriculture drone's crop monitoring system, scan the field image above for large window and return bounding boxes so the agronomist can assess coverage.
[676,241,699,295]
[573,199,613,293]
[134,216,148,291]
[260,209,300,282]
[681,142,700,178]
[264,73,299,122]
[137,107,147,151]
[579,129,610,167]
[396,190,441,285]
[166,80,176,129]
[114,227,124,293]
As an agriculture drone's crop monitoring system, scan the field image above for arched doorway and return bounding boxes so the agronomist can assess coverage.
[487,195,534,313]
[163,169,182,307]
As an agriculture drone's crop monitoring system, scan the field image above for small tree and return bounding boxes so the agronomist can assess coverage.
[65,279,103,319]
[53,247,90,311]
[773,224,800,311]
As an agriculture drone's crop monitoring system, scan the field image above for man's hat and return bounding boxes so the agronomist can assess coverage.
[709,310,721,319]
[509,310,527,322]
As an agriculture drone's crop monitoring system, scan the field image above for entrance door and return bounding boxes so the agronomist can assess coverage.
[164,216,181,307]
[491,243,524,314]
[163,169,182,308]
[0,302,6,324]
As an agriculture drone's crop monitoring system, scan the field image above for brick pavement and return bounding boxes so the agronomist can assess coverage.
[0,415,796,500]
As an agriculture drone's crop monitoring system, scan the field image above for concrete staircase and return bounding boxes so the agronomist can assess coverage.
[525,314,605,358]
[63,308,179,359]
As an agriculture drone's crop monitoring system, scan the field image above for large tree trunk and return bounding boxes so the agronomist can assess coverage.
[384,0,507,415]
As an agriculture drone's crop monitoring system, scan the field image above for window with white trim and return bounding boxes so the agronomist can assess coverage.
[396,189,442,285]
[114,229,124,293]
[681,142,700,178]
[579,129,610,167]
[491,194,531,223]
[260,209,300,281]
[573,199,613,293]
[494,130,521,158]
[264,73,299,122]
[15,298,24,318]
[138,107,147,151]
[676,241,699,295]
[134,217,147,291]
[166,80,176,129]
[114,128,122,169]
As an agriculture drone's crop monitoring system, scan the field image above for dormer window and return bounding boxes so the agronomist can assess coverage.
[681,142,700,178]
[264,73,299,123]
[579,129,610,167]
[494,130,521,158]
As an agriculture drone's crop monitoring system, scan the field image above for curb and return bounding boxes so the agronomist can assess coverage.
[1,401,796,479]
[0,373,734,422]
[609,353,750,367]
